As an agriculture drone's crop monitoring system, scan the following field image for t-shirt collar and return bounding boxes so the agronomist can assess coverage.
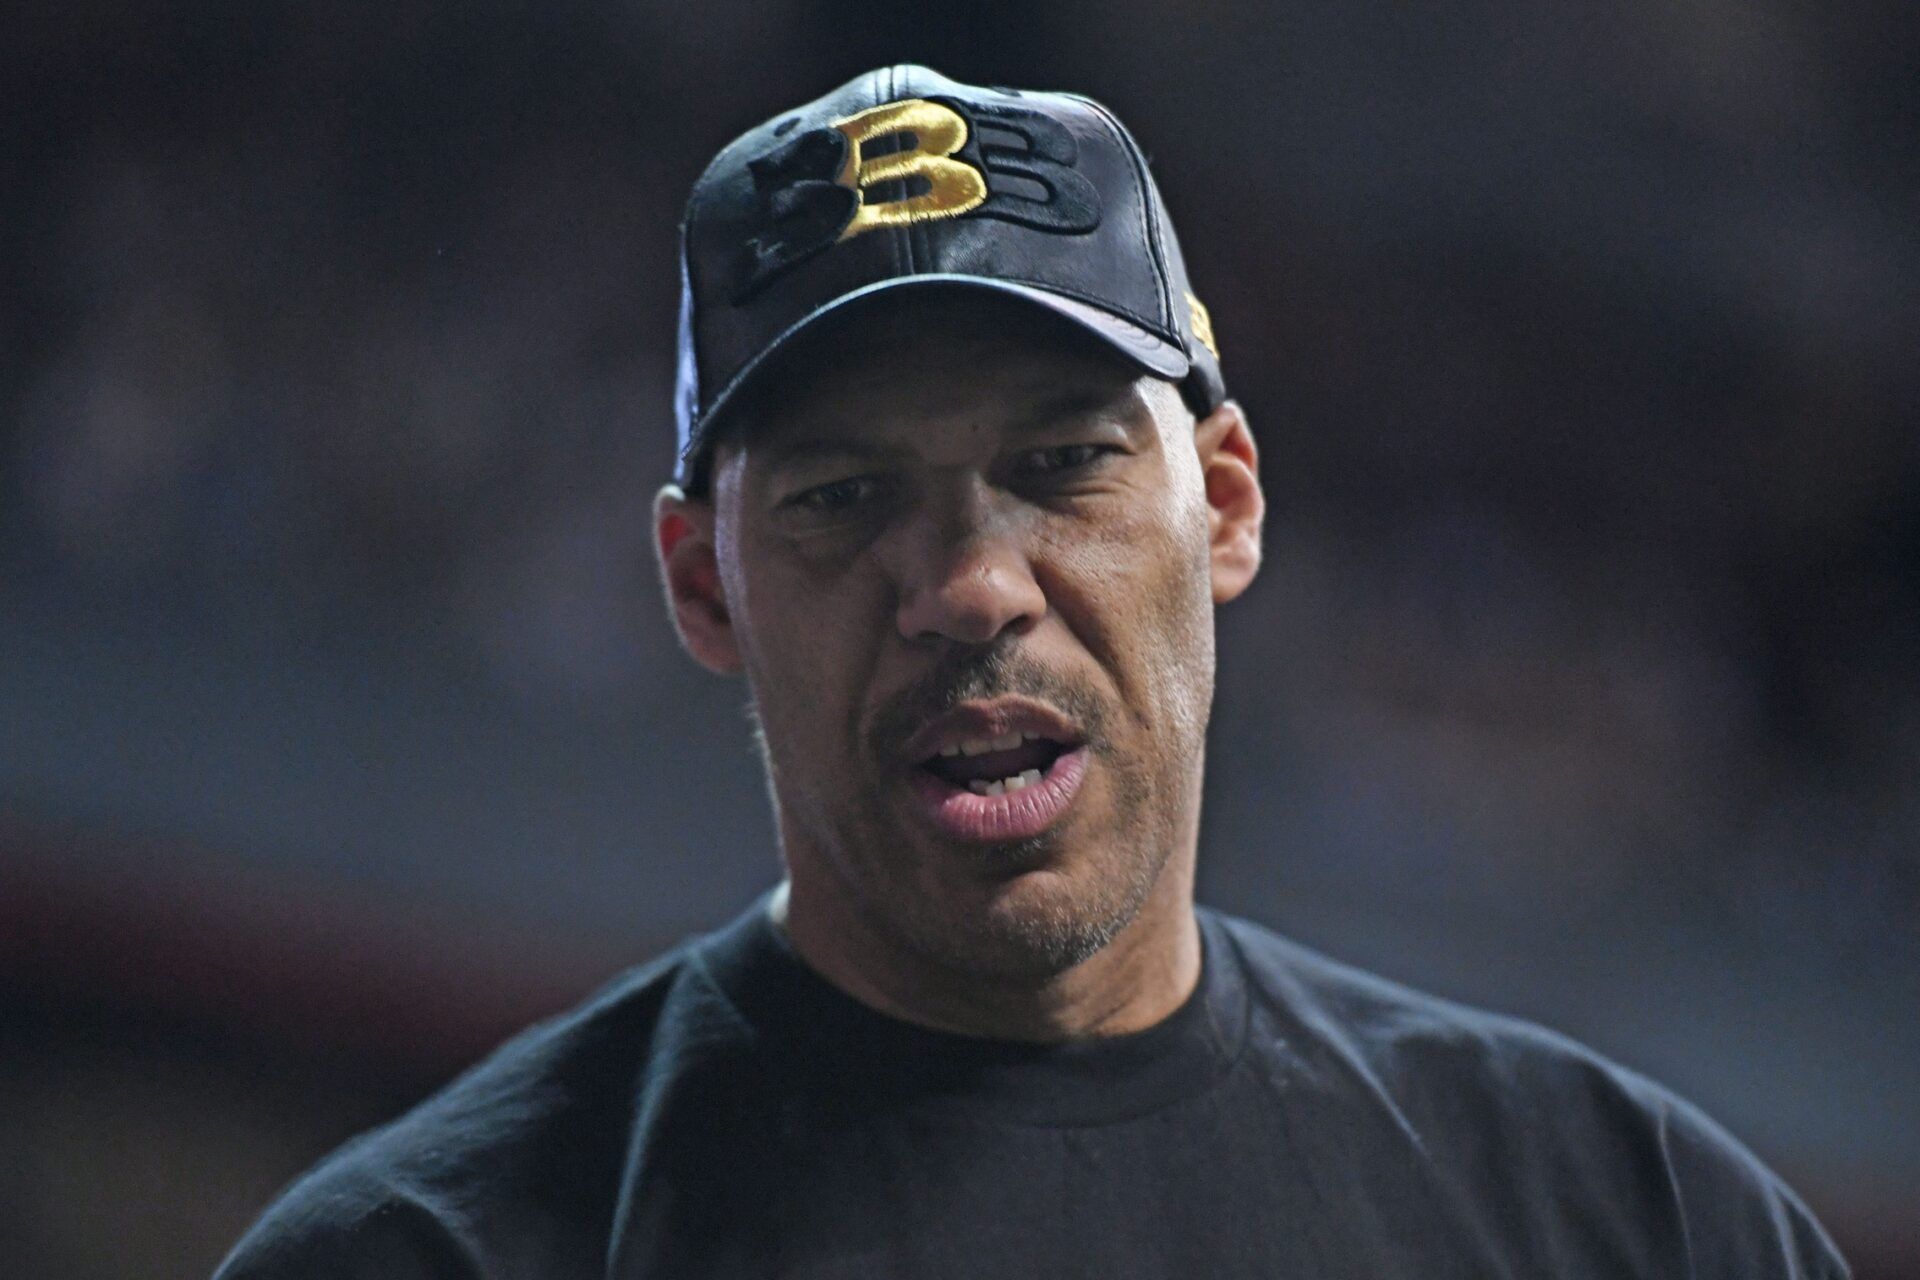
[694,886,1251,1127]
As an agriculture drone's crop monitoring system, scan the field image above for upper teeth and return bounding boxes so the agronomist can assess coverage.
[939,730,1045,758]
[968,768,1044,797]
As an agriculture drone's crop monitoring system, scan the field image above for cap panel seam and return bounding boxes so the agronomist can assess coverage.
[883,65,914,278]
[923,69,941,272]
[1086,94,1175,335]
[1057,92,1176,337]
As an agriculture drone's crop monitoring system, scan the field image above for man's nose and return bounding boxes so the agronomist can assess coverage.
[889,490,1047,647]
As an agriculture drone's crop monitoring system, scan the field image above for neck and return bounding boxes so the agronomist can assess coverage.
[770,859,1202,1043]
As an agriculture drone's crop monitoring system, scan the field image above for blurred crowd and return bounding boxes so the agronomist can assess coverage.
[2,1,1915,1276]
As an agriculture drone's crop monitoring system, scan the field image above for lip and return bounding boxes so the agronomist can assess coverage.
[902,696,1086,765]
[906,744,1089,843]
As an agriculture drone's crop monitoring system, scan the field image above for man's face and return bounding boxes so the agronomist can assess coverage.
[665,292,1258,984]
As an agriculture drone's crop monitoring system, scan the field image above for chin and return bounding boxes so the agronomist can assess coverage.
[925,861,1151,983]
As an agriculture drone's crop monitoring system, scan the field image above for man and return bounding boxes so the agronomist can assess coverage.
[215,65,1851,1278]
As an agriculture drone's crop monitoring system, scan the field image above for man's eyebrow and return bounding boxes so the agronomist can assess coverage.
[759,436,913,470]
[1010,385,1147,435]
[760,386,1146,473]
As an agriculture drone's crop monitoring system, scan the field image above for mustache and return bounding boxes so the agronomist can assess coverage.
[872,643,1106,758]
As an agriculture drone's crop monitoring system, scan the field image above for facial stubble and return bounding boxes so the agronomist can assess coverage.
[744,510,1217,993]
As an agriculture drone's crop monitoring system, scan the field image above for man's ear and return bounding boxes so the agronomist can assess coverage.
[653,483,744,675]
[1195,399,1264,605]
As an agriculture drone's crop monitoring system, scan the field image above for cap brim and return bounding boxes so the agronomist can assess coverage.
[683,274,1191,478]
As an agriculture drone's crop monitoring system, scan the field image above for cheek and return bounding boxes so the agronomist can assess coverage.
[1053,500,1213,743]
[738,557,882,765]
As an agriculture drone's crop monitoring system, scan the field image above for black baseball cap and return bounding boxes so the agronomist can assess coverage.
[672,63,1226,497]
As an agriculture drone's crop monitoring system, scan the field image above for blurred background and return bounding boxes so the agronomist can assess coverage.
[2,1,1916,1276]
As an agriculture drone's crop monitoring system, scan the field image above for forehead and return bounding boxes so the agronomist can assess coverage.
[725,291,1162,470]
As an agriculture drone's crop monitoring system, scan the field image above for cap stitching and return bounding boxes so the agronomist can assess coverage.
[881,65,914,279]
[1057,92,1176,338]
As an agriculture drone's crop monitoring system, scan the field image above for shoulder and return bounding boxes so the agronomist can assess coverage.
[1212,906,1720,1132]
[215,941,730,1279]
[211,1158,482,1280]
[1207,909,1853,1278]
[1212,908,1641,1104]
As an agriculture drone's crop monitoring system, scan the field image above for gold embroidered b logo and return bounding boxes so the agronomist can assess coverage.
[830,99,988,241]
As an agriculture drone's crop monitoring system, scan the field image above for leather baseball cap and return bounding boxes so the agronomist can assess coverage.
[672,63,1226,497]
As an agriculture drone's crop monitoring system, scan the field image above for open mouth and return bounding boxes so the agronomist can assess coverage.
[905,735,1090,843]
[914,731,1074,796]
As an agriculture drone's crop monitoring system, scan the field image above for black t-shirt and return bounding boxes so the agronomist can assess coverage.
[215,891,1852,1278]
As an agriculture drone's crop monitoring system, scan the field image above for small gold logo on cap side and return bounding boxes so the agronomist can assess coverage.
[1185,290,1219,359]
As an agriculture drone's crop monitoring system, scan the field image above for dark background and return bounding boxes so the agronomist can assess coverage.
[3,2,1916,1276]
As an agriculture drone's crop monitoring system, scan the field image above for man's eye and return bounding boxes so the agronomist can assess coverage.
[1026,444,1119,474]
[786,475,880,514]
